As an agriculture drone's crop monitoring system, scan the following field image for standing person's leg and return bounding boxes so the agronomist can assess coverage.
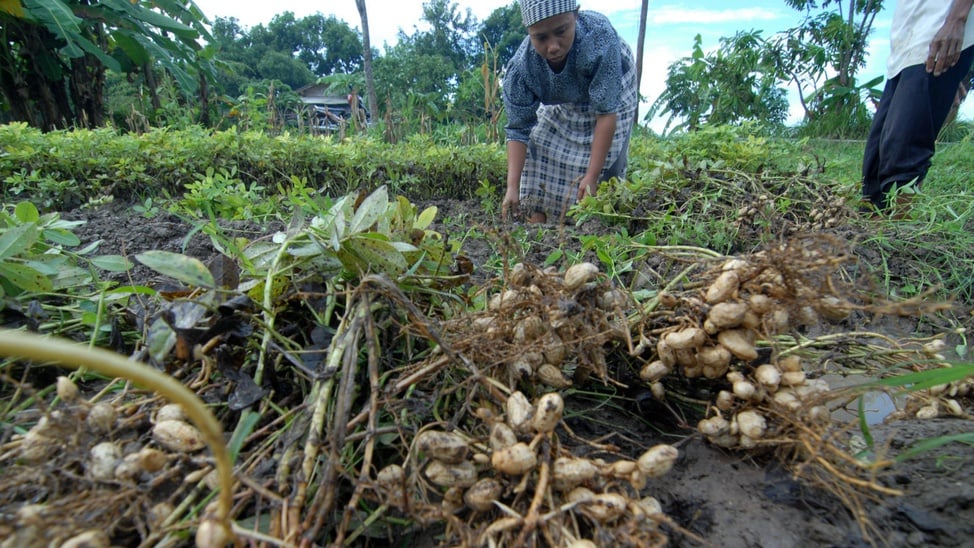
[862,78,897,207]
[870,65,933,208]
[869,48,974,209]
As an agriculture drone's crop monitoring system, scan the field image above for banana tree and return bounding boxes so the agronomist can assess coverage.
[0,0,216,130]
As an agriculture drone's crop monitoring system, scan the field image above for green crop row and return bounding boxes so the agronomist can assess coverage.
[0,123,505,210]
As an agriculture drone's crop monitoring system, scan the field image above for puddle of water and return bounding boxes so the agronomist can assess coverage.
[819,374,902,426]
[837,390,898,425]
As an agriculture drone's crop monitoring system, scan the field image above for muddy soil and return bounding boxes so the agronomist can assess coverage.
[39,197,974,547]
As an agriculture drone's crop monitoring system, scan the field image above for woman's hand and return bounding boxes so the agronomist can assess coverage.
[502,186,521,220]
[576,175,599,201]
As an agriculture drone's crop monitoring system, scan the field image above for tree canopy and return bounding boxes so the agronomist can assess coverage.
[648,32,789,133]
[651,0,886,137]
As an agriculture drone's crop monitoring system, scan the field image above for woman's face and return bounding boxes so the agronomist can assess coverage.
[527,11,577,71]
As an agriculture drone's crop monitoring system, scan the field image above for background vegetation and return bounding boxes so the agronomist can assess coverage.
[4,0,971,139]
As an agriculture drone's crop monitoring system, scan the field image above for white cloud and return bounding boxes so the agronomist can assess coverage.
[649,7,779,25]
[636,44,685,132]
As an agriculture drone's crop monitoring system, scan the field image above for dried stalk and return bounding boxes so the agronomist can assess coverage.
[335,292,383,544]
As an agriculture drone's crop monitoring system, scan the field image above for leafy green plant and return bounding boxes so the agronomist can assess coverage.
[648,32,789,133]
[133,197,161,218]
[798,74,882,138]
[579,229,636,286]
[0,201,137,347]
[0,0,215,130]
[475,178,499,216]
[0,201,131,297]
[858,186,974,302]
[247,185,457,284]
[666,122,809,172]
[2,169,62,209]
[0,125,505,209]
[176,167,273,220]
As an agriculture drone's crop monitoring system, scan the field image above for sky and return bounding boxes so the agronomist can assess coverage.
[189,0,974,131]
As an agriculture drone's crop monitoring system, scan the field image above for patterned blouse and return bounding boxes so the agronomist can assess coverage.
[503,10,631,144]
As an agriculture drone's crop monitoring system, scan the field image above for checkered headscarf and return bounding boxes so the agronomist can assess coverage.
[520,0,578,27]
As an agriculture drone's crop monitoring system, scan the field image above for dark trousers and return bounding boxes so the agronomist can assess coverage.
[861,46,974,205]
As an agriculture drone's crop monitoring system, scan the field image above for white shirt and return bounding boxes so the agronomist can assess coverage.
[887,0,974,78]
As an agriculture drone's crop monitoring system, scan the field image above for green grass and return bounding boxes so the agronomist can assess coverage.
[704,133,974,305]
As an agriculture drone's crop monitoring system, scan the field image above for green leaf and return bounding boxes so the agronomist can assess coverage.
[112,33,150,65]
[75,240,102,255]
[228,410,261,461]
[389,241,420,253]
[0,261,53,292]
[314,195,349,249]
[863,363,974,392]
[24,0,83,50]
[289,241,329,258]
[244,240,288,271]
[0,223,38,260]
[416,205,438,230]
[104,284,157,301]
[52,265,93,289]
[544,248,564,267]
[13,201,39,223]
[135,250,215,288]
[394,195,416,229]
[856,396,874,450]
[122,31,197,93]
[90,254,134,272]
[43,216,85,231]
[340,235,407,275]
[146,317,176,363]
[895,433,974,463]
[100,0,198,39]
[22,258,60,276]
[24,0,123,70]
[42,228,80,247]
[141,0,209,40]
[349,186,389,234]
